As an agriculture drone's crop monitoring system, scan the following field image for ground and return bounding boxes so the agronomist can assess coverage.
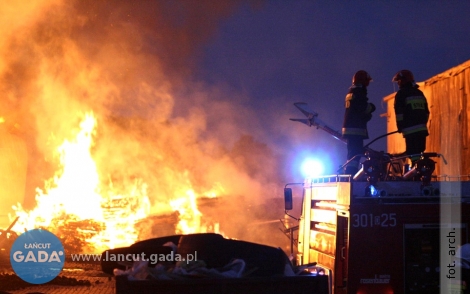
[0,251,115,294]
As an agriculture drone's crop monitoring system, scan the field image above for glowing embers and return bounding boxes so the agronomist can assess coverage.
[12,113,150,253]
[170,189,202,235]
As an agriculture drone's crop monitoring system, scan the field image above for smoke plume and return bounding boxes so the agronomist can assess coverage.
[1,0,288,250]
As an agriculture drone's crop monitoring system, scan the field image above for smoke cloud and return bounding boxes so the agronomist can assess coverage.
[0,0,289,250]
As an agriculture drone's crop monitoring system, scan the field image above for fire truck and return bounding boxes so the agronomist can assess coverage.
[284,103,470,293]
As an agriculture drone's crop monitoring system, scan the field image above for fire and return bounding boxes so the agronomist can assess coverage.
[0,0,285,257]
[10,112,222,253]
[170,189,202,234]
[11,112,151,253]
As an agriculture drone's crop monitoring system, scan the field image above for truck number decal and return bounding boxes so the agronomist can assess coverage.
[352,213,397,228]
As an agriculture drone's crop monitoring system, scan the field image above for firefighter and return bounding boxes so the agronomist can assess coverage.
[342,70,376,175]
[392,69,430,166]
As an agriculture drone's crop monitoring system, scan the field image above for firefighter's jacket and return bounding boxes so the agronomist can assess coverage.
[394,83,429,136]
[342,85,375,139]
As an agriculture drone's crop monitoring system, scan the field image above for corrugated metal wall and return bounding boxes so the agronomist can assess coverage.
[383,59,470,176]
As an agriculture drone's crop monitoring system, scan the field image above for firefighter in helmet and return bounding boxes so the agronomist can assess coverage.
[342,70,376,175]
[392,69,430,166]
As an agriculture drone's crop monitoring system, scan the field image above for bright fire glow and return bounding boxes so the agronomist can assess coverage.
[10,112,223,253]
[170,189,202,234]
[12,113,153,253]
[9,113,226,252]
[1,1,276,254]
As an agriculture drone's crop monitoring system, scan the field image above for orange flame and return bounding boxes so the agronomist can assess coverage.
[12,112,151,253]
[10,112,223,253]
[170,189,202,234]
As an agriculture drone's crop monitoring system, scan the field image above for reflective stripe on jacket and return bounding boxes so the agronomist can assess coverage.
[394,84,429,137]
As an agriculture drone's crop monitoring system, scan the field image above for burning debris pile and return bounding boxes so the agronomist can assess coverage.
[0,217,19,253]
[8,114,152,253]
[50,215,105,253]
[1,1,287,255]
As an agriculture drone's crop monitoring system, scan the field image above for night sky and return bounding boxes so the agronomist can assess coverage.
[187,0,470,180]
